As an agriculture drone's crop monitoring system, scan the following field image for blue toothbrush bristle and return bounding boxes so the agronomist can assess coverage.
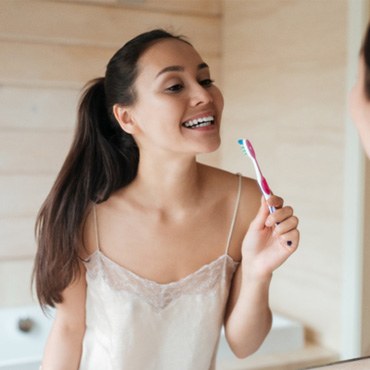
[238,139,249,155]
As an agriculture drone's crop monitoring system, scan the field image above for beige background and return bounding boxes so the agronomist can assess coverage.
[0,0,369,363]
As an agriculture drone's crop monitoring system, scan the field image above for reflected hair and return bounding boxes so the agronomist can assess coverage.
[361,23,370,99]
[33,29,191,307]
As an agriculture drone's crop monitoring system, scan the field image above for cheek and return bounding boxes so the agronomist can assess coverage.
[214,88,224,113]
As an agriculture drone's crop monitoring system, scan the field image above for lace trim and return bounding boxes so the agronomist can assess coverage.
[84,251,238,311]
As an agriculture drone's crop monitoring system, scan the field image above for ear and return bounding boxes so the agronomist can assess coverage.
[113,103,136,134]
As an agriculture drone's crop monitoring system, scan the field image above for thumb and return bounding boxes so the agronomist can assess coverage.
[249,196,270,231]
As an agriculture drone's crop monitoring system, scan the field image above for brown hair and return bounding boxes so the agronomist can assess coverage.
[361,23,370,99]
[33,29,190,307]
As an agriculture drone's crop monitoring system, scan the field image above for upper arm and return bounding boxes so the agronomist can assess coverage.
[52,262,87,333]
[224,176,261,320]
[227,176,261,262]
[42,263,87,368]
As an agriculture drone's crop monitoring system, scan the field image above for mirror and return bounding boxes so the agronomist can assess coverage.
[0,1,369,369]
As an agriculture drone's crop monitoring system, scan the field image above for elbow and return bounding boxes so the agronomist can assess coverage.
[229,338,266,359]
[226,317,273,359]
[230,344,261,359]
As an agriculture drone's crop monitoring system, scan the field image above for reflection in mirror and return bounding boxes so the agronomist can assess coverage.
[0,1,369,370]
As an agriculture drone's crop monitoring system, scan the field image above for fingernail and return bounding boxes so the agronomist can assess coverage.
[287,240,292,247]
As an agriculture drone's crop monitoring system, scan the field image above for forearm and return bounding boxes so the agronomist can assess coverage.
[41,322,84,370]
[224,266,273,358]
[224,186,299,358]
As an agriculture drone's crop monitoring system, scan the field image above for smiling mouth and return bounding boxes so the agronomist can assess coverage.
[182,116,215,129]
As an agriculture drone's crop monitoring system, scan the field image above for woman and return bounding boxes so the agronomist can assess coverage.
[350,23,370,157]
[34,29,299,370]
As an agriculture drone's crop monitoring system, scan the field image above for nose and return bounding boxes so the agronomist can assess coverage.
[189,83,213,107]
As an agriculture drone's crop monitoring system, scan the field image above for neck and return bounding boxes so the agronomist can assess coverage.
[128,154,205,210]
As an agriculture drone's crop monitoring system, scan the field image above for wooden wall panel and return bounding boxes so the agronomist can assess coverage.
[52,0,222,16]
[0,218,37,259]
[0,41,220,88]
[0,87,79,130]
[0,175,55,218]
[0,132,73,174]
[130,0,221,15]
[0,41,114,87]
[222,0,347,352]
[0,1,220,55]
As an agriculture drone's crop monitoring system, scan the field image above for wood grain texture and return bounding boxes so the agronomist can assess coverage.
[221,0,347,351]
[0,86,79,130]
[51,0,222,16]
[0,0,220,53]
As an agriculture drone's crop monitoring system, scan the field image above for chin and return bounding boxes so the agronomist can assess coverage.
[199,138,221,154]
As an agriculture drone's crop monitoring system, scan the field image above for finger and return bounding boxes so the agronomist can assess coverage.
[266,206,294,227]
[273,215,299,235]
[249,196,270,230]
[279,229,300,249]
[267,195,284,210]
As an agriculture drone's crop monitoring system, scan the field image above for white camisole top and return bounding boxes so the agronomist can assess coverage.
[79,174,242,370]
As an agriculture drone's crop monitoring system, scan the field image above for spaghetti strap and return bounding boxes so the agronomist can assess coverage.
[225,173,242,255]
[93,204,101,251]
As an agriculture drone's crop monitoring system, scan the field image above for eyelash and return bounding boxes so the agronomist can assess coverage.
[200,78,214,87]
[165,79,215,93]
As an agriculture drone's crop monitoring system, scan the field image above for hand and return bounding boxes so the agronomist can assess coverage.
[241,195,299,280]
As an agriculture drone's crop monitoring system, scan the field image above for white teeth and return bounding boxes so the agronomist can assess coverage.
[183,115,214,128]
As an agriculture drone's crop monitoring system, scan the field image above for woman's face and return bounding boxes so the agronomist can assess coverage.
[349,55,370,158]
[119,38,224,157]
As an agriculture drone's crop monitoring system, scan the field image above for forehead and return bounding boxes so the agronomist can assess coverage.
[136,38,204,76]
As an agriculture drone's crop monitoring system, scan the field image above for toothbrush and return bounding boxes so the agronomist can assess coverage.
[237,139,276,214]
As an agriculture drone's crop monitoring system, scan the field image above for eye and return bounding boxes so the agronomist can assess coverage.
[165,84,184,93]
[199,79,214,88]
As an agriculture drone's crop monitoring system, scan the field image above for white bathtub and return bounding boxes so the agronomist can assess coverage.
[0,305,304,369]
[0,305,54,370]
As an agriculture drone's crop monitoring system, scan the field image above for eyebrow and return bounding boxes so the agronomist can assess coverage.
[156,62,209,78]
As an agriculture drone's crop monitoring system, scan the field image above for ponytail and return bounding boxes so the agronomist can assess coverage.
[33,78,138,307]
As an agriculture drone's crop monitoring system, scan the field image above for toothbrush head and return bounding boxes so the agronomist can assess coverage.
[238,138,256,159]
[237,138,275,213]
[237,138,273,197]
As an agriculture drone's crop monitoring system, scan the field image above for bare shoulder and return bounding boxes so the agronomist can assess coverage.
[238,175,261,227]
[199,164,261,224]
[199,163,260,202]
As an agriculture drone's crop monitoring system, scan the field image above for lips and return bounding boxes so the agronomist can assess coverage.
[182,115,215,129]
